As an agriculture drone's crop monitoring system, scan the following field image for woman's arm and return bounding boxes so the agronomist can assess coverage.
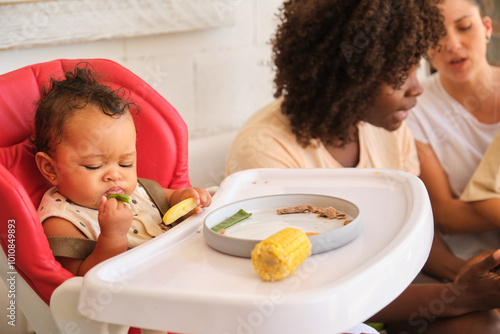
[422,230,465,281]
[416,141,495,233]
[370,249,500,322]
[470,199,500,227]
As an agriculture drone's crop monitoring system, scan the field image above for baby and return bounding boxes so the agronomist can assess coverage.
[32,64,211,276]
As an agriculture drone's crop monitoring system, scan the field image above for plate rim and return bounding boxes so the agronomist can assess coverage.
[203,193,362,257]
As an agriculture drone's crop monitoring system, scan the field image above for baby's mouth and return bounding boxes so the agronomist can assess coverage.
[105,187,124,196]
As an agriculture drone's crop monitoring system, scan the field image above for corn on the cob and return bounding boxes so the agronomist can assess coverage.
[251,227,311,281]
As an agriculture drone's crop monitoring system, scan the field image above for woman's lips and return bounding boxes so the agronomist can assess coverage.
[394,110,409,121]
[449,57,467,68]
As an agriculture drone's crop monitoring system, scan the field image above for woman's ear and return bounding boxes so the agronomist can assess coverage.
[483,16,493,40]
[35,152,58,185]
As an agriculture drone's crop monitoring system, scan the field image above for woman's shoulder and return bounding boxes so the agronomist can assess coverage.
[242,98,288,128]
[235,98,295,140]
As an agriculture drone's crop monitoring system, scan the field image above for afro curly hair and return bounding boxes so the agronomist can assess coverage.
[272,0,446,147]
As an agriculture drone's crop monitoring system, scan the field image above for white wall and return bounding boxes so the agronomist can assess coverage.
[0,0,284,139]
[0,1,285,332]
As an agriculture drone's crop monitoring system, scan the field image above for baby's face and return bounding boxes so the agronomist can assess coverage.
[51,105,138,209]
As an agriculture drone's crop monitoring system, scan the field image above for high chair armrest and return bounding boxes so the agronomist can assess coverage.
[51,277,130,334]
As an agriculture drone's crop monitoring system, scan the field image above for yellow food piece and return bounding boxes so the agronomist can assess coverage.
[251,227,311,281]
[162,197,197,226]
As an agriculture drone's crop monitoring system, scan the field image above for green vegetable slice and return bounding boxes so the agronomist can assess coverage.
[211,209,252,232]
[106,193,131,203]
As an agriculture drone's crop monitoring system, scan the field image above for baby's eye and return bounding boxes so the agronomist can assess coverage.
[120,163,134,168]
[84,165,101,170]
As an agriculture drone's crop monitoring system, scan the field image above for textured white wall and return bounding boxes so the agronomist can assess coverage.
[0,0,284,139]
[0,1,235,49]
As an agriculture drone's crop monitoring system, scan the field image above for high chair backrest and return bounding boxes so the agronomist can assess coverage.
[0,58,191,309]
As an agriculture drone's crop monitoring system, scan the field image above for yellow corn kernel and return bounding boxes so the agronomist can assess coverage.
[251,227,311,281]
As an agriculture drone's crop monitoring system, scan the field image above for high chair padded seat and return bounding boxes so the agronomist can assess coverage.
[0,58,191,311]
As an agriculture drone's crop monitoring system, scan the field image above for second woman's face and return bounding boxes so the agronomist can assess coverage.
[429,0,492,82]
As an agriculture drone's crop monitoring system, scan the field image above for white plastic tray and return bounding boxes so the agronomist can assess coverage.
[79,168,433,334]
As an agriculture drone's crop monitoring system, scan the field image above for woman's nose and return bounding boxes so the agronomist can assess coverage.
[444,32,461,52]
[406,73,424,97]
[410,80,424,97]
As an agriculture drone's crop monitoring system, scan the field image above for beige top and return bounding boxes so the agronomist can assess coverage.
[38,183,164,248]
[226,99,420,176]
[461,129,500,202]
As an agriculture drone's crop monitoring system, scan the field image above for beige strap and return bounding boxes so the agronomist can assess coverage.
[138,177,170,217]
[47,236,97,259]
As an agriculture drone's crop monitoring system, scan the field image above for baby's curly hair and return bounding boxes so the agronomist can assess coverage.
[273,0,446,147]
[32,63,138,154]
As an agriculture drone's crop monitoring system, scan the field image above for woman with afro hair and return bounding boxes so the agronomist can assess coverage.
[226,0,444,173]
[226,0,500,332]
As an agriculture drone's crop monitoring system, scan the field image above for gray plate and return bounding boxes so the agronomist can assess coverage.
[203,194,361,258]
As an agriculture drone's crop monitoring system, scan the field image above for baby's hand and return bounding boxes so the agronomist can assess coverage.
[172,187,212,214]
[98,196,134,238]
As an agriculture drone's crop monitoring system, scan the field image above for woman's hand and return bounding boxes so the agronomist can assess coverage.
[452,249,500,313]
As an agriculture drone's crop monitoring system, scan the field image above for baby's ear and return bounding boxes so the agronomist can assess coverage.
[35,152,58,185]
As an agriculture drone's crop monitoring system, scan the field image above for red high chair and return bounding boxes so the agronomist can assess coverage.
[0,59,191,333]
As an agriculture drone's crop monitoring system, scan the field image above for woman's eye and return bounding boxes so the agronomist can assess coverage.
[458,23,472,31]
